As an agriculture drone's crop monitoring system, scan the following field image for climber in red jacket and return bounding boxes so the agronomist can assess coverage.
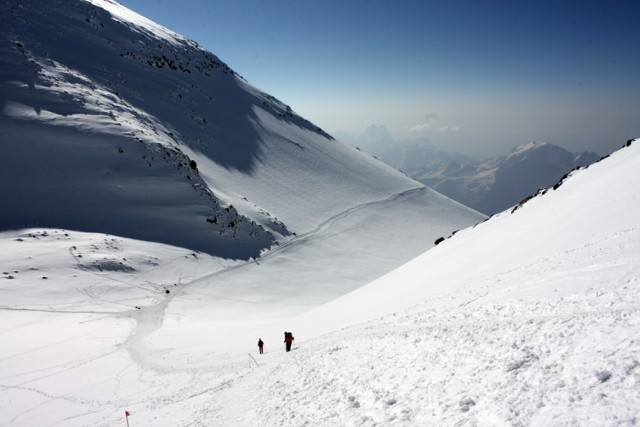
[284,331,294,352]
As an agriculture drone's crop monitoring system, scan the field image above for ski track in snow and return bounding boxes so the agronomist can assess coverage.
[122,186,427,369]
[258,186,425,256]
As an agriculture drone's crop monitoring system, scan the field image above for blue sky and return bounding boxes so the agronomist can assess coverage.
[119,0,640,158]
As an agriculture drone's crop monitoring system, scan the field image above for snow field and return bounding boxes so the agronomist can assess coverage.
[0,229,230,313]
[211,282,640,427]
[293,141,640,335]
[2,142,639,425]
[1,0,638,424]
[150,186,481,356]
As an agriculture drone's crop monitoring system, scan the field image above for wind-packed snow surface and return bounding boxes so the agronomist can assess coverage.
[1,0,639,425]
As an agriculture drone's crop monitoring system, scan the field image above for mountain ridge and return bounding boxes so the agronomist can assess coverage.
[1,0,482,260]
[350,125,600,214]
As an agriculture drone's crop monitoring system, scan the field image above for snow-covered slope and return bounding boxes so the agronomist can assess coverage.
[219,139,640,426]
[1,0,481,261]
[1,138,637,425]
[0,2,485,424]
[3,1,637,425]
[298,139,640,333]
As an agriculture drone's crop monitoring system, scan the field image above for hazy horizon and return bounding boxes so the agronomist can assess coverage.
[120,0,640,158]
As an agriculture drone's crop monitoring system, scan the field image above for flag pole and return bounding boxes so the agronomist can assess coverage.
[248,353,259,367]
[125,410,130,427]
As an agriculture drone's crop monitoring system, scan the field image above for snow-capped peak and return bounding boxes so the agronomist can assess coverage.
[83,0,190,46]
[508,140,549,156]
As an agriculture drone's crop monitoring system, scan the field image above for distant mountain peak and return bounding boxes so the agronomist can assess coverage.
[356,124,395,156]
[510,141,549,155]
[354,132,603,215]
[360,124,394,140]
